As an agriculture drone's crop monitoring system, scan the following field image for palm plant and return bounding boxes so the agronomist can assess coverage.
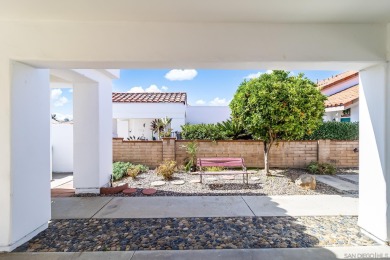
[216,119,252,140]
[150,117,173,139]
[182,141,198,172]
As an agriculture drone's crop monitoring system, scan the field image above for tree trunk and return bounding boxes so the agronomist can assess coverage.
[264,141,271,176]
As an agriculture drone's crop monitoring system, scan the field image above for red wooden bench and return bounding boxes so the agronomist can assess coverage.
[197,157,248,184]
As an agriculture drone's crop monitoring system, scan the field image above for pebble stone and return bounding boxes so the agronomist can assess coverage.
[222,176,235,180]
[151,181,166,187]
[75,169,355,198]
[171,180,185,185]
[14,216,376,252]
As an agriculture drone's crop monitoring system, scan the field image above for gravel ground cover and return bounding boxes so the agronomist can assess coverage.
[75,169,356,197]
[14,216,375,252]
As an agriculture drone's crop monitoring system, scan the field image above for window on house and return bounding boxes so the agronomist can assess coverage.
[341,108,351,118]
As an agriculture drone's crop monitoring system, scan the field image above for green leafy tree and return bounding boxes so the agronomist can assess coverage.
[230,70,326,175]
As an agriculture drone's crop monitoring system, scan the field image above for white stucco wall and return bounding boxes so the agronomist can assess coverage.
[350,103,359,122]
[113,103,186,119]
[5,62,51,250]
[323,103,359,122]
[51,124,73,172]
[112,119,118,137]
[359,64,390,242]
[113,102,187,139]
[186,106,231,124]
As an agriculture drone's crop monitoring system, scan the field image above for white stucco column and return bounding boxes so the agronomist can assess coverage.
[73,80,113,193]
[0,61,51,252]
[358,63,390,243]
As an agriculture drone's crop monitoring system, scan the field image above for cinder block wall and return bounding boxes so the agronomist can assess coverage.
[113,138,359,168]
[113,138,163,167]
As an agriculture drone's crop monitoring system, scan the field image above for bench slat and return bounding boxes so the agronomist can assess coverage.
[201,171,245,175]
[197,158,244,168]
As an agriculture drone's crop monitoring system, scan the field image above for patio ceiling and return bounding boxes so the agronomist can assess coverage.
[2,0,390,23]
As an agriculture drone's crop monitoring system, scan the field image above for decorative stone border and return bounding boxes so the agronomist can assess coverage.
[100,184,128,195]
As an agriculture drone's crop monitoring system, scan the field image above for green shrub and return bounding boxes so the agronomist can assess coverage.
[156,160,177,180]
[113,162,131,181]
[127,167,140,179]
[303,122,358,140]
[182,121,358,141]
[126,164,149,179]
[113,162,149,181]
[181,124,227,140]
[134,164,149,173]
[307,161,336,175]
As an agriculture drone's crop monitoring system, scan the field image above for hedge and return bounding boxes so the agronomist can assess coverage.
[181,123,227,140]
[181,121,359,141]
[303,121,359,140]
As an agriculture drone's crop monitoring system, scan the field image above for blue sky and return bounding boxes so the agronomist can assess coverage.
[51,69,341,120]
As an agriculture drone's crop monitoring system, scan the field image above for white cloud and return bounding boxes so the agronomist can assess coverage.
[54,96,68,107]
[127,84,169,93]
[244,70,273,80]
[127,86,145,93]
[195,99,206,105]
[145,84,162,92]
[244,72,263,80]
[165,69,198,81]
[69,89,73,93]
[51,89,62,99]
[209,97,230,106]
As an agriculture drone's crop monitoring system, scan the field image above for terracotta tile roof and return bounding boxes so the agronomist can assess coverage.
[325,85,359,108]
[317,71,358,91]
[112,92,187,104]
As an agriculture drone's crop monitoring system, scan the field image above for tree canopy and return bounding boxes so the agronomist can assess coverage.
[230,70,326,174]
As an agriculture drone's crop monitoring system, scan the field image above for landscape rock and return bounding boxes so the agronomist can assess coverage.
[151,181,166,187]
[295,174,316,190]
[222,176,235,180]
[172,180,185,185]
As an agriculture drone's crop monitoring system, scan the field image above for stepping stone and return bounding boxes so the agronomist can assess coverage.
[123,188,137,195]
[142,188,157,195]
[337,174,359,183]
[316,175,358,191]
[251,177,261,181]
[206,177,217,182]
[189,179,201,184]
[222,176,235,180]
[172,180,185,185]
[151,181,166,187]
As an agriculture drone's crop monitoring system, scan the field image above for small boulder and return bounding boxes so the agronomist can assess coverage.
[295,174,316,190]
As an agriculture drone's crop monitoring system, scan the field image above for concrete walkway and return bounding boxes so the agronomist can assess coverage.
[2,246,390,260]
[51,195,358,219]
[51,173,75,197]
